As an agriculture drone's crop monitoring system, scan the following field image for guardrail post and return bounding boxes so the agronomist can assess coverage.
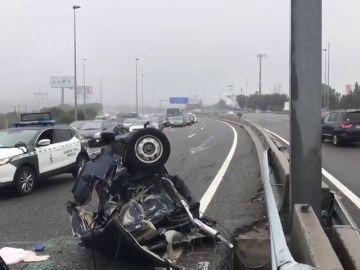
[290,0,322,218]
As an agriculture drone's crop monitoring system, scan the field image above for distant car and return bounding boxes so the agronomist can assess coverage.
[150,117,165,131]
[322,110,360,145]
[129,119,154,132]
[184,114,192,126]
[0,114,89,195]
[162,116,170,127]
[95,115,110,120]
[109,115,117,122]
[169,115,186,127]
[186,113,197,124]
[77,120,119,147]
[95,115,104,120]
[123,118,138,129]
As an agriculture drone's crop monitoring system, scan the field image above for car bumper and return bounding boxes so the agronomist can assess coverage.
[86,138,103,147]
[170,122,185,126]
[0,163,17,185]
[338,133,360,141]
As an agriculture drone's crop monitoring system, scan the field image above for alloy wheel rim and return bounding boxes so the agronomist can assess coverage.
[135,135,163,164]
[19,170,34,192]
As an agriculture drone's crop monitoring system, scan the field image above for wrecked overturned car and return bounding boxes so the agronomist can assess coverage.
[67,127,232,268]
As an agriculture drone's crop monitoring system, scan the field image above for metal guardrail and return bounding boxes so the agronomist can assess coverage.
[261,150,315,270]
[243,122,315,270]
[221,117,315,269]
[245,120,290,211]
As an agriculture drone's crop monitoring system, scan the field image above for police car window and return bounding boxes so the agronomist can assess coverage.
[37,129,54,144]
[55,129,72,143]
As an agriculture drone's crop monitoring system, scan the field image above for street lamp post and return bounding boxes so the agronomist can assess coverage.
[83,58,87,105]
[83,58,87,118]
[323,48,327,109]
[159,99,168,114]
[327,42,330,110]
[73,5,81,120]
[141,74,144,117]
[245,80,248,111]
[135,58,140,116]
[257,53,267,94]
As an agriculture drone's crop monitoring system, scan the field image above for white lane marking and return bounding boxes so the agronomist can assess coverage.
[187,133,196,139]
[263,128,289,144]
[190,136,214,155]
[322,169,360,208]
[199,121,238,214]
[263,127,360,209]
[201,127,204,130]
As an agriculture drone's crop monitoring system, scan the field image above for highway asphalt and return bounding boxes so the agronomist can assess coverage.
[0,118,264,269]
[245,112,360,226]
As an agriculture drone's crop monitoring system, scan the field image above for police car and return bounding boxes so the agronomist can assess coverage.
[0,113,89,195]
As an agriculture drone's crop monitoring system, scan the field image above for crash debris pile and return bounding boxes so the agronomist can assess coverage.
[67,128,233,268]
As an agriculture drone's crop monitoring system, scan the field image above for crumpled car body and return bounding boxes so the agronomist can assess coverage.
[67,128,231,268]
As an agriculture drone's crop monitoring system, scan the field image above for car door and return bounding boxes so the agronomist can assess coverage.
[54,128,78,168]
[35,129,56,174]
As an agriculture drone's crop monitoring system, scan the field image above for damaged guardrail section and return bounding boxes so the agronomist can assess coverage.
[219,116,360,269]
[245,120,290,211]
[238,120,315,270]
[241,118,360,270]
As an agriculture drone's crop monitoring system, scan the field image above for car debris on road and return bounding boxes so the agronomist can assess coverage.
[67,127,232,269]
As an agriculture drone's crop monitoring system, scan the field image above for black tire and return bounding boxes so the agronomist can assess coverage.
[125,128,170,169]
[72,153,89,178]
[14,166,36,195]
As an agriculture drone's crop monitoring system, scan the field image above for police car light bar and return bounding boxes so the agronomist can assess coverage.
[21,112,52,122]
[12,119,55,127]
[13,112,55,127]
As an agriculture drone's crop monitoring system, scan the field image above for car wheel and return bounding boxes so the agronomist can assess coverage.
[72,153,89,178]
[125,128,170,169]
[333,134,341,146]
[14,166,36,195]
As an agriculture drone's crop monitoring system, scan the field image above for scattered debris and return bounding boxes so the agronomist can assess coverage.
[0,247,49,265]
[34,244,45,252]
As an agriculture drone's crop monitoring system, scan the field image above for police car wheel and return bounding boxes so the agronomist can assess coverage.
[14,166,36,195]
[72,153,89,179]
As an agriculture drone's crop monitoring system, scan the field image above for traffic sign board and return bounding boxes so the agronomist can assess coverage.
[169,97,189,104]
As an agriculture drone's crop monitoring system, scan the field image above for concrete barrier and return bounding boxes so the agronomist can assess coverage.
[330,226,360,270]
[291,204,343,270]
[220,117,360,269]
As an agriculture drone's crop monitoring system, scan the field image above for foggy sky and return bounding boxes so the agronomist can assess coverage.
[0,0,358,112]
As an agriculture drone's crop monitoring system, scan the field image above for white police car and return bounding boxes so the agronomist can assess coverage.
[0,113,89,195]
